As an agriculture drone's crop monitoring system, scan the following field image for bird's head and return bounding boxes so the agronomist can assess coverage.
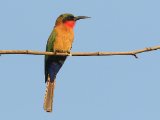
[55,13,90,29]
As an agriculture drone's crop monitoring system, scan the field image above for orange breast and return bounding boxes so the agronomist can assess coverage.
[53,25,74,51]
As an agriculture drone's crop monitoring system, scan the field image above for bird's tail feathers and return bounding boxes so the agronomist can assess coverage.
[43,75,56,112]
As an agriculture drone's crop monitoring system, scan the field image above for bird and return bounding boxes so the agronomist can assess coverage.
[44,13,90,112]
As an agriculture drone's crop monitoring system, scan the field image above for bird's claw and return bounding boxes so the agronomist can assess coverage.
[67,51,72,56]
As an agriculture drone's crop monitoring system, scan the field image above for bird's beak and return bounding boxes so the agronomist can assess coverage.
[74,16,91,21]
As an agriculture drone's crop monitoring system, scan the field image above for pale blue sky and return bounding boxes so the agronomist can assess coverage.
[0,0,160,120]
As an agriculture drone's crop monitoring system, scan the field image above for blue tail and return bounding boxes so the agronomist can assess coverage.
[45,56,66,83]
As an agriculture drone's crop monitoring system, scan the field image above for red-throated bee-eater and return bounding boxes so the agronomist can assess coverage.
[44,13,90,112]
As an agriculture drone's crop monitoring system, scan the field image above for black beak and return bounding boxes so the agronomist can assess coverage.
[74,16,91,21]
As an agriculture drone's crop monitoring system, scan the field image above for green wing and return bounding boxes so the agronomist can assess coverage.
[46,29,56,52]
[45,29,56,82]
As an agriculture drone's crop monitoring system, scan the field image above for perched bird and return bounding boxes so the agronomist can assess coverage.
[44,13,90,112]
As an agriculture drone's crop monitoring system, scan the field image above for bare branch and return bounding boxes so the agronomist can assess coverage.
[0,45,159,57]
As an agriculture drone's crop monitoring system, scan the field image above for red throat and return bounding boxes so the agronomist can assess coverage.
[64,21,75,29]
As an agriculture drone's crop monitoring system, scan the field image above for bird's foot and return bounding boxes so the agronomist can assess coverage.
[54,50,67,53]
[54,50,63,55]
[54,50,72,56]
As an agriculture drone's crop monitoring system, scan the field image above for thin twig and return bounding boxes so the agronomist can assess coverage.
[0,45,159,58]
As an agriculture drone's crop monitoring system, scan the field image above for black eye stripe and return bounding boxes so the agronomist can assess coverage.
[63,16,75,22]
[67,16,74,20]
